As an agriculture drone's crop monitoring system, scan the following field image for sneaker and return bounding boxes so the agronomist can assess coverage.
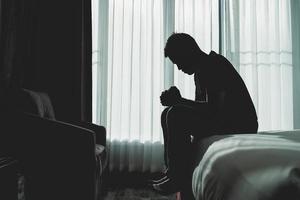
[148,175,168,185]
[147,169,169,184]
[152,177,181,195]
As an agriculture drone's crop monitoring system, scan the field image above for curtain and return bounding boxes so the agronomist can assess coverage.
[92,0,219,172]
[0,0,18,88]
[0,0,39,89]
[221,0,293,131]
[291,0,300,129]
[28,0,92,122]
[93,0,165,172]
[93,0,295,172]
[80,0,93,122]
[173,0,219,100]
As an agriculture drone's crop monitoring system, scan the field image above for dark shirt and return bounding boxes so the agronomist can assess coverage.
[194,51,258,133]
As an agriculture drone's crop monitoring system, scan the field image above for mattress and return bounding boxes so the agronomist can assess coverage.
[192,130,300,200]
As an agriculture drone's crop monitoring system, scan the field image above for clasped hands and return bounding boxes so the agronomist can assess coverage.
[160,86,182,106]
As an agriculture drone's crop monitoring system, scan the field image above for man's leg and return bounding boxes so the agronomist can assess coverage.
[165,106,194,181]
[154,105,203,194]
[161,107,171,169]
[148,107,171,184]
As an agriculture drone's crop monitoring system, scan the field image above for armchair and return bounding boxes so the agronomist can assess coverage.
[1,88,107,200]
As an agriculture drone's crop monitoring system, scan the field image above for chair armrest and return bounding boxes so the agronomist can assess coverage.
[72,121,106,147]
[11,112,97,200]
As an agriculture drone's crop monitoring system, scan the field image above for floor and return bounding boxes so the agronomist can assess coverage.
[17,171,178,200]
[103,171,177,200]
[103,187,176,200]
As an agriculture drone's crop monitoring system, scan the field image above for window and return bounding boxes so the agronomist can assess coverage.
[92,0,294,171]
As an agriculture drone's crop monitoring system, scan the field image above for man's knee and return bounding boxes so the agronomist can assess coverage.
[166,105,189,123]
[161,107,171,120]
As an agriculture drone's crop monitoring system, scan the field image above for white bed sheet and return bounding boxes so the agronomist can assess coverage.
[192,130,300,200]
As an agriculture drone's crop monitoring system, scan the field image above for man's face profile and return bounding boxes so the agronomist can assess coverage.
[169,55,195,75]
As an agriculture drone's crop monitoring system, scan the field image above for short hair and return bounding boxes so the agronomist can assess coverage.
[164,33,200,58]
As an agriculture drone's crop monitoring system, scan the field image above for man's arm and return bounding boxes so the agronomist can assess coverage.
[176,97,209,112]
[176,90,226,118]
[161,86,226,117]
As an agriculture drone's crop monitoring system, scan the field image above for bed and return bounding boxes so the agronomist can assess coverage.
[191,130,300,200]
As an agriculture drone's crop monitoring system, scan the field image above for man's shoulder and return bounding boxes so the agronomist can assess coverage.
[209,51,229,64]
[209,50,221,57]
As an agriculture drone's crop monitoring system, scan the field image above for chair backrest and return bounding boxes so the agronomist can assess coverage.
[8,88,56,120]
[22,89,56,120]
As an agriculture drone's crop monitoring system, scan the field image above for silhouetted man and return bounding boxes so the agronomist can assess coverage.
[152,33,258,194]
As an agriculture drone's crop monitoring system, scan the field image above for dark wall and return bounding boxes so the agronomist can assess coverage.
[0,0,92,122]
[32,0,87,122]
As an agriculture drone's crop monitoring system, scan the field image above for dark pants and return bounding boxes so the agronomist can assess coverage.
[161,106,208,180]
[161,105,258,181]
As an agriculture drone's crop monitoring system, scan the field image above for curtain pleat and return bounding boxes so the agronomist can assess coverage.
[93,0,166,172]
[0,0,39,89]
[174,0,219,100]
[93,0,219,172]
[93,0,295,172]
[222,0,293,131]
[291,0,300,129]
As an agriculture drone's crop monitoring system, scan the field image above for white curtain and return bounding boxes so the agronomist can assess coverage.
[174,0,219,100]
[221,0,293,131]
[93,0,165,172]
[291,0,300,129]
[92,0,294,172]
[92,0,219,172]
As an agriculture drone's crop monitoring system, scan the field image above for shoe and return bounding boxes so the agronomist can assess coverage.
[148,175,168,185]
[152,177,181,195]
[147,169,169,184]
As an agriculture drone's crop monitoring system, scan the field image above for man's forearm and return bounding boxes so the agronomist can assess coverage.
[176,97,209,113]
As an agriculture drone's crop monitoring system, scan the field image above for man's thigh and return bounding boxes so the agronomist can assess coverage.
[167,105,211,136]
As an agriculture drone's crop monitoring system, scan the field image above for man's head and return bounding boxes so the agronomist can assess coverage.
[164,33,204,75]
